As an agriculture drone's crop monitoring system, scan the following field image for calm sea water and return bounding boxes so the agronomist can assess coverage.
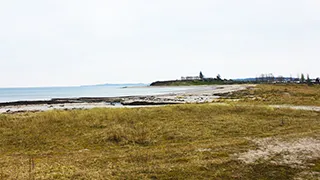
[0,85,190,103]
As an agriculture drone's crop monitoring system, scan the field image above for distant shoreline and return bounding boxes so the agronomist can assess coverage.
[0,85,190,104]
[0,85,253,114]
[150,79,237,86]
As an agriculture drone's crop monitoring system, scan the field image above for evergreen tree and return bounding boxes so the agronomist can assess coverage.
[199,71,204,80]
[301,73,305,83]
[217,74,222,81]
[306,74,312,85]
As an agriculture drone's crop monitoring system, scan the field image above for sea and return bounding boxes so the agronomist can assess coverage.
[0,84,190,103]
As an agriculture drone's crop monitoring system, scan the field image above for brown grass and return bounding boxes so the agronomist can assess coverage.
[219,84,320,106]
[0,104,320,179]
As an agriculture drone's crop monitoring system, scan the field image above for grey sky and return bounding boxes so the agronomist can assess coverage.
[1,0,319,87]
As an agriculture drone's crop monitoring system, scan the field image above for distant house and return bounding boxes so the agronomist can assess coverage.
[181,76,201,80]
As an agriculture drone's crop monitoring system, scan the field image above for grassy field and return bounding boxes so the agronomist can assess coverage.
[0,103,320,179]
[218,84,320,106]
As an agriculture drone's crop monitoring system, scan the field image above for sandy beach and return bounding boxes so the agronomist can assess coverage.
[0,84,253,114]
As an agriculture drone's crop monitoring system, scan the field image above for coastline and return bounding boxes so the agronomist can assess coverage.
[0,84,253,114]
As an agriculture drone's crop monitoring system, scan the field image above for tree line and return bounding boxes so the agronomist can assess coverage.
[255,73,319,84]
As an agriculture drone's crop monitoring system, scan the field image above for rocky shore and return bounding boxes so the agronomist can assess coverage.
[0,85,253,114]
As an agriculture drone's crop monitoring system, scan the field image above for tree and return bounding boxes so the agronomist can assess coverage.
[306,74,312,85]
[199,71,204,80]
[316,78,320,84]
[216,74,222,81]
[265,73,274,83]
[301,73,305,83]
[277,76,284,83]
[260,74,266,82]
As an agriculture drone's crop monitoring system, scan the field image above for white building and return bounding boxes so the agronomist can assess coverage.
[181,76,201,80]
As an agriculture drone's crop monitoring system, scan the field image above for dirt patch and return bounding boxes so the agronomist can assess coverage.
[237,137,320,168]
[271,105,320,112]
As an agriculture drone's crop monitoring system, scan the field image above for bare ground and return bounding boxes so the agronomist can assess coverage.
[237,137,320,167]
[237,137,320,179]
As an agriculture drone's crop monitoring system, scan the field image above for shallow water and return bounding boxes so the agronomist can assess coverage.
[0,85,190,103]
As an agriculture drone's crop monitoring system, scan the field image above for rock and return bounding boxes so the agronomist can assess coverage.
[121,100,182,106]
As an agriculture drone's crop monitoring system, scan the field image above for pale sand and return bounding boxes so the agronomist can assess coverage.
[237,137,320,168]
[0,84,252,114]
[2,84,320,114]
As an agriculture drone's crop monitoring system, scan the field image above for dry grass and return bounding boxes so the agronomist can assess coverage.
[0,104,320,179]
[219,84,320,106]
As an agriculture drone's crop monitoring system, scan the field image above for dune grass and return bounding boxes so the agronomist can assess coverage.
[0,104,319,179]
[220,84,320,106]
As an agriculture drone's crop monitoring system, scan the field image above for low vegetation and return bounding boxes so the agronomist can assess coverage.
[150,80,238,86]
[0,104,319,179]
[218,84,320,106]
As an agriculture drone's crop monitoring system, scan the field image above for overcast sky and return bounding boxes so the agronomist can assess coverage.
[0,0,319,87]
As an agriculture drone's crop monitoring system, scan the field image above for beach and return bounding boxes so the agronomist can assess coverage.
[0,84,252,113]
